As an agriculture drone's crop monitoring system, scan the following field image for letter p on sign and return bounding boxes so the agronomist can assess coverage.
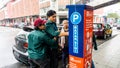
[70,12,81,24]
[73,14,79,22]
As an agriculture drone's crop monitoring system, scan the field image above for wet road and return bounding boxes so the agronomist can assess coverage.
[0,27,27,68]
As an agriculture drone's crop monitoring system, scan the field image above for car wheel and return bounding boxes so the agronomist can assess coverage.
[109,34,112,37]
[103,34,107,39]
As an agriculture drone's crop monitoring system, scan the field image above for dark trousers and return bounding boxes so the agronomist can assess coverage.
[50,49,58,68]
[29,58,50,68]
[92,60,95,68]
[62,46,69,68]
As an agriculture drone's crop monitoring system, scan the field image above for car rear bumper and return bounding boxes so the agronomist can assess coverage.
[117,27,120,29]
[94,31,104,37]
[12,45,29,64]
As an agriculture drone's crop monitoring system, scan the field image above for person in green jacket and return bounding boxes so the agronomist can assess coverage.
[28,18,56,68]
[45,10,68,68]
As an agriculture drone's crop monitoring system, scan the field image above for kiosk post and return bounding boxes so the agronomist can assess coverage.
[66,5,93,68]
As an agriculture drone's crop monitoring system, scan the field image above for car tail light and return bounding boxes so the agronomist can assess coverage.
[24,43,28,49]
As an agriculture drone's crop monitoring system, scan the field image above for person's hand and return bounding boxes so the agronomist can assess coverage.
[58,29,61,32]
[53,37,57,41]
[61,45,64,49]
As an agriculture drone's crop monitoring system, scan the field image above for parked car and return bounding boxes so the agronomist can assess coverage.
[18,22,27,29]
[12,26,33,65]
[117,24,120,30]
[113,23,117,27]
[12,26,63,65]
[93,23,112,39]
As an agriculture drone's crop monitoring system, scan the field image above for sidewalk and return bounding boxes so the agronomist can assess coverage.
[93,34,120,68]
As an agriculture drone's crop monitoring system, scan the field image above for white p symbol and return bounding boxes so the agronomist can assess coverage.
[73,14,79,22]
[70,12,81,24]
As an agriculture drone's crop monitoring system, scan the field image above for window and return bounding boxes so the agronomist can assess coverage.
[40,7,50,14]
[58,6,67,11]
[93,24,102,29]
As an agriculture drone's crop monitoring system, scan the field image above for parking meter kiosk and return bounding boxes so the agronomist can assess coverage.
[66,5,93,68]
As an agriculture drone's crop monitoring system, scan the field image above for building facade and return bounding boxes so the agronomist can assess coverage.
[0,0,105,26]
[39,0,71,24]
[0,0,72,25]
[0,0,39,26]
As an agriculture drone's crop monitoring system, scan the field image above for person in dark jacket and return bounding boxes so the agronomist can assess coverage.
[92,32,98,68]
[45,10,68,68]
[60,20,69,68]
[92,32,98,50]
[28,18,56,68]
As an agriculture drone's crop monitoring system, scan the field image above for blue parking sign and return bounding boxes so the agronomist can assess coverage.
[70,12,82,24]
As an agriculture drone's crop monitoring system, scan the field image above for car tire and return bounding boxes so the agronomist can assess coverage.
[109,34,112,37]
[103,34,107,39]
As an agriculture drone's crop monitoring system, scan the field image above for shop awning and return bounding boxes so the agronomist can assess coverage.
[87,0,120,10]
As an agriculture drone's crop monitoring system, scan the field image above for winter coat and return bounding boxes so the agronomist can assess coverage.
[28,30,56,60]
[45,20,60,49]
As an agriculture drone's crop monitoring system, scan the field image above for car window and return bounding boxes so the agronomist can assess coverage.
[105,24,111,29]
[93,24,102,29]
[17,34,26,40]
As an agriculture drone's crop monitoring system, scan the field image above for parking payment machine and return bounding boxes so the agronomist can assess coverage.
[66,5,93,68]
